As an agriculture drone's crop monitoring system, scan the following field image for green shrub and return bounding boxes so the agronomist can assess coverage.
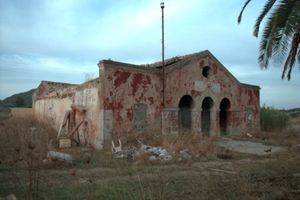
[260,105,289,131]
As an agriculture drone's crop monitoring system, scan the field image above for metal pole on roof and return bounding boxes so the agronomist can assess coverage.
[161,2,165,108]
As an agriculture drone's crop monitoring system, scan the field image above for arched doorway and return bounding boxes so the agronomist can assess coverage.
[179,95,194,130]
[201,97,214,136]
[219,98,230,135]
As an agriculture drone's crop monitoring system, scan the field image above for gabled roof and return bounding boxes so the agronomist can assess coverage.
[98,50,260,89]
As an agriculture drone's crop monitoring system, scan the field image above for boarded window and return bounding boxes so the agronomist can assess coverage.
[133,103,147,129]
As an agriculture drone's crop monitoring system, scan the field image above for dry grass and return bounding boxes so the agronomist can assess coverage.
[162,134,216,158]
[1,108,300,199]
[10,108,33,118]
[0,108,57,199]
[109,129,217,162]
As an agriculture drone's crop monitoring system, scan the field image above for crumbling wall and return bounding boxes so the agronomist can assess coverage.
[33,82,77,130]
[238,85,260,133]
[33,79,101,148]
[163,53,260,135]
[73,78,100,146]
[98,61,162,138]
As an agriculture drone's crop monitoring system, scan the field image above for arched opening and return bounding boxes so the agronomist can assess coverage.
[179,95,194,130]
[201,97,214,136]
[219,98,230,135]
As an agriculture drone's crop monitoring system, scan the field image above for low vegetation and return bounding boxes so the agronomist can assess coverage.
[260,105,290,131]
[0,108,300,200]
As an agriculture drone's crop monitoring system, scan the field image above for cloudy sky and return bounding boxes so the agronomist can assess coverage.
[0,0,299,108]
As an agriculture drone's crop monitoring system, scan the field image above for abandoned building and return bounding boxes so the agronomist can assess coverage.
[33,50,260,149]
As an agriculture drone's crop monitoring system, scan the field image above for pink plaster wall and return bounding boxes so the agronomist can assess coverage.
[100,62,163,133]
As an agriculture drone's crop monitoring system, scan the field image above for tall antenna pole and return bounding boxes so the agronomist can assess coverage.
[161,2,165,108]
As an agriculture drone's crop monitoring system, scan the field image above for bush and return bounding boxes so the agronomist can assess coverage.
[15,96,25,107]
[260,106,289,131]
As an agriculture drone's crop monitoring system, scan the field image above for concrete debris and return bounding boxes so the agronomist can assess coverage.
[47,151,74,162]
[138,140,173,161]
[246,133,253,138]
[112,146,136,160]
[179,149,192,160]
[111,139,172,161]
[149,155,157,161]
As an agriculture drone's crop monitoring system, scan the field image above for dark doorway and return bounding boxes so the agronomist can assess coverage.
[179,95,194,130]
[219,98,230,135]
[201,97,214,136]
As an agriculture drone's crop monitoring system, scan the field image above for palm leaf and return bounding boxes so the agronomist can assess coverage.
[238,0,252,24]
[259,0,299,69]
[239,0,300,79]
[258,14,277,68]
[297,47,300,64]
[253,0,277,37]
[270,0,299,62]
[282,29,300,80]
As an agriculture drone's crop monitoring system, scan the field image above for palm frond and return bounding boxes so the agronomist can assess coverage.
[259,0,299,69]
[271,0,299,62]
[281,29,300,80]
[253,0,277,37]
[297,47,300,64]
[258,16,277,68]
[239,0,300,79]
[238,0,252,24]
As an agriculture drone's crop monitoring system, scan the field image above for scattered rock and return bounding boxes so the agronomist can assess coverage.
[149,155,157,161]
[79,177,93,184]
[179,149,192,160]
[246,133,253,138]
[138,140,172,161]
[264,147,272,153]
[216,147,233,159]
[111,139,173,161]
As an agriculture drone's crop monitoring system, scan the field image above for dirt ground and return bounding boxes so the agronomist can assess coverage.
[0,108,300,200]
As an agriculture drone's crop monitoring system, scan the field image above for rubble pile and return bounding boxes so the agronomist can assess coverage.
[111,139,173,161]
[138,141,173,161]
